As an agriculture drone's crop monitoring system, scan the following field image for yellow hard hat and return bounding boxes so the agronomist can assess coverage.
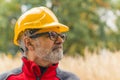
[14,6,69,46]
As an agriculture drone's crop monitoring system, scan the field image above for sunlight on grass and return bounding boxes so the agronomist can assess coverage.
[0,49,120,80]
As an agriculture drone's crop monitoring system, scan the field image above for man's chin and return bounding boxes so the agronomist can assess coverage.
[51,61,59,64]
[51,58,62,63]
[41,49,63,64]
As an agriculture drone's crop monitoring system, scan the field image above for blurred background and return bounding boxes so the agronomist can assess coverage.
[0,0,120,80]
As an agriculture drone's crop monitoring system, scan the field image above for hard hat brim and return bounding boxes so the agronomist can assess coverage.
[39,22,69,33]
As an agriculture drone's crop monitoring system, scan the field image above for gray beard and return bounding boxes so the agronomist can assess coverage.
[43,49,63,63]
[36,47,63,63]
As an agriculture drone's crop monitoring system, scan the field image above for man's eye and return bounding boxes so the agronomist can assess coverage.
[60,34,66,39]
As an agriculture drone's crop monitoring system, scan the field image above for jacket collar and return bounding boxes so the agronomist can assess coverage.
[22,57,58,79]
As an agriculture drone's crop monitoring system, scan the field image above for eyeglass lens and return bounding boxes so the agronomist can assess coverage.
[49,32,66,41]
[29,31,66,41]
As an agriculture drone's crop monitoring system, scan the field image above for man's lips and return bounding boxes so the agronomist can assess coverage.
[52,46,62,51]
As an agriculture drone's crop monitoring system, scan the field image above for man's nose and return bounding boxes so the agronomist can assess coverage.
[55,36,64,44]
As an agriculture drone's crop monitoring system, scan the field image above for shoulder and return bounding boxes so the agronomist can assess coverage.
[0,67,22,80]
[56,68,80,80]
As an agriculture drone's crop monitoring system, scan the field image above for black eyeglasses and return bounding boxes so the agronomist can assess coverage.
[29,32,67,41]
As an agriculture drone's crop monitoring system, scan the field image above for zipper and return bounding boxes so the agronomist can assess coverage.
[35,69,47,80]
[34,73,40,80]
[35,67,48,80]
[39,68,48,80]
[36,76,40,80]
[34,71,40,80]
[39,71,46,79]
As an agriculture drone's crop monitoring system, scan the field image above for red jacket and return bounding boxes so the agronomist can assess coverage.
[0,57,79,80]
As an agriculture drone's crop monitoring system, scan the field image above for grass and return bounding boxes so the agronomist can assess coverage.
[0,49,120,80]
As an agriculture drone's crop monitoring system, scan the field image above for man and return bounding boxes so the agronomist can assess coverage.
[0,6,79,80]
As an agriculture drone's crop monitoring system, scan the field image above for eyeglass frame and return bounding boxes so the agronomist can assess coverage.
[29,31,67,41]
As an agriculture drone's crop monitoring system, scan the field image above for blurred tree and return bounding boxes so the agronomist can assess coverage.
[51,0,120,55]
[0,0,46,54]
[0,0,21,54]
[0,0,120,55]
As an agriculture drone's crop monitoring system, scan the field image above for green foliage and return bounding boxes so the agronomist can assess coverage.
[51,0,120,55]
[0,0,120,55]
[0,0,47,54]
[52,0,109,55]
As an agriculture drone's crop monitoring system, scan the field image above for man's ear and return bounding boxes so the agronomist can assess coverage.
[24,37,34,50]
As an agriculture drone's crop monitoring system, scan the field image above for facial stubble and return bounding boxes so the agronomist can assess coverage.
[35,46,63,64]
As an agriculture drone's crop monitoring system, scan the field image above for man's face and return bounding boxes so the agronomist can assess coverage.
[30,32,65,64]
